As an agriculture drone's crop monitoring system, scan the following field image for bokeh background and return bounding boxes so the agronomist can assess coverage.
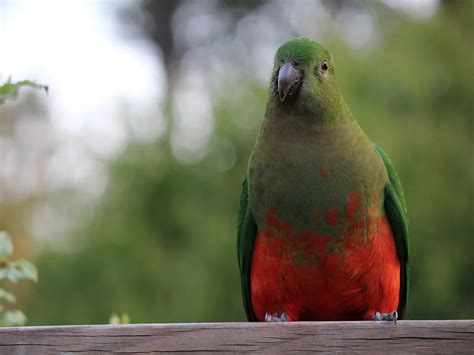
[0,0,472,325]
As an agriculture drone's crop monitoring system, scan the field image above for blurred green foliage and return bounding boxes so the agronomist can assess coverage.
[109,313,130,324]
[0,80,42,326]
[0,232,38,326]
[25,2,473,324]
[0,79,48,105]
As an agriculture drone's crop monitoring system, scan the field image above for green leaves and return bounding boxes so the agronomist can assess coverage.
[109,313,130,324]
[0,232,13,259]
[0,76,44,325]
[0,231,38,326]
[0,77,43,324]
[0,78,48,105]
[0,289,16,303]
[2,310,27,326]
[0,232,38,283]
[0,259,38,283]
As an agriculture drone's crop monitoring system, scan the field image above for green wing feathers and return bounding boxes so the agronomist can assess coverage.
[376,146,410,319]
[236,178,258,321]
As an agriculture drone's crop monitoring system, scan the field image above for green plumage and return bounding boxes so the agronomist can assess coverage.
[237,179,258,321]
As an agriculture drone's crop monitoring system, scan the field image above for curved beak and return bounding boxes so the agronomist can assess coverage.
[278,62,302,102]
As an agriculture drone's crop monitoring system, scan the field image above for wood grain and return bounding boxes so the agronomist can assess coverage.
[0,320,472,354]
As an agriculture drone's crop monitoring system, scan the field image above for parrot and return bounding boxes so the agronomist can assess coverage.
[237,37,409,322]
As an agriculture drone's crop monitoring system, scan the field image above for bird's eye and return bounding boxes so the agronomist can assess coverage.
[321,60,329,71]
[293,61,299,67]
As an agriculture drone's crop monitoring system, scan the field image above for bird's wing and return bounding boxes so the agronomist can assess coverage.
[237,178,258,321]
[376,146,410,319]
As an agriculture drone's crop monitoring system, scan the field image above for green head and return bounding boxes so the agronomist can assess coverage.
[268,37,352,123]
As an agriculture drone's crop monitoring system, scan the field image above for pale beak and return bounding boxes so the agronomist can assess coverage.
[278,62,302,102]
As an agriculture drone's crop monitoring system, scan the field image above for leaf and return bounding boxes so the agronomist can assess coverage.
[109,313,130,324]
[109,313,120,324]
[10,259,37,283]
[0,232,14,259]
[120,313,130,324]
[0,288,16,303]
[0,265,20,282]
[12,259,38,282]
[3,310,27,326]
[0,78,48,105]
[0,259,38,283]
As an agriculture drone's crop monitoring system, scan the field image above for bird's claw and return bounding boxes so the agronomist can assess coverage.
[372,311,398,324]
[265,312,288,322]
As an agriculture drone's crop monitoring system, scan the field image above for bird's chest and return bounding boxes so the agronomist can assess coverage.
[248,124,387,235]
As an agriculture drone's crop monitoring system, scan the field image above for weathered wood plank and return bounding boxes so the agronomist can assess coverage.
[0,320,472,354]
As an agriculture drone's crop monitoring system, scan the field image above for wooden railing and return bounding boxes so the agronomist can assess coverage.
[0,320,472,353]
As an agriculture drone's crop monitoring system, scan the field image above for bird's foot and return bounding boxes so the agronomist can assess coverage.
[372,311,398,324]
[264,312,288,322]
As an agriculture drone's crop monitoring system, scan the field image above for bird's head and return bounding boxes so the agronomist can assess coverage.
[268,37,350,122]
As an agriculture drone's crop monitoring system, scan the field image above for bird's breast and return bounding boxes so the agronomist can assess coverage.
[248,120,388,234]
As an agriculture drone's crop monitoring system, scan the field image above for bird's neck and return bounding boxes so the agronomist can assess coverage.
[260,103,354,145]
[264,90,353,126]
